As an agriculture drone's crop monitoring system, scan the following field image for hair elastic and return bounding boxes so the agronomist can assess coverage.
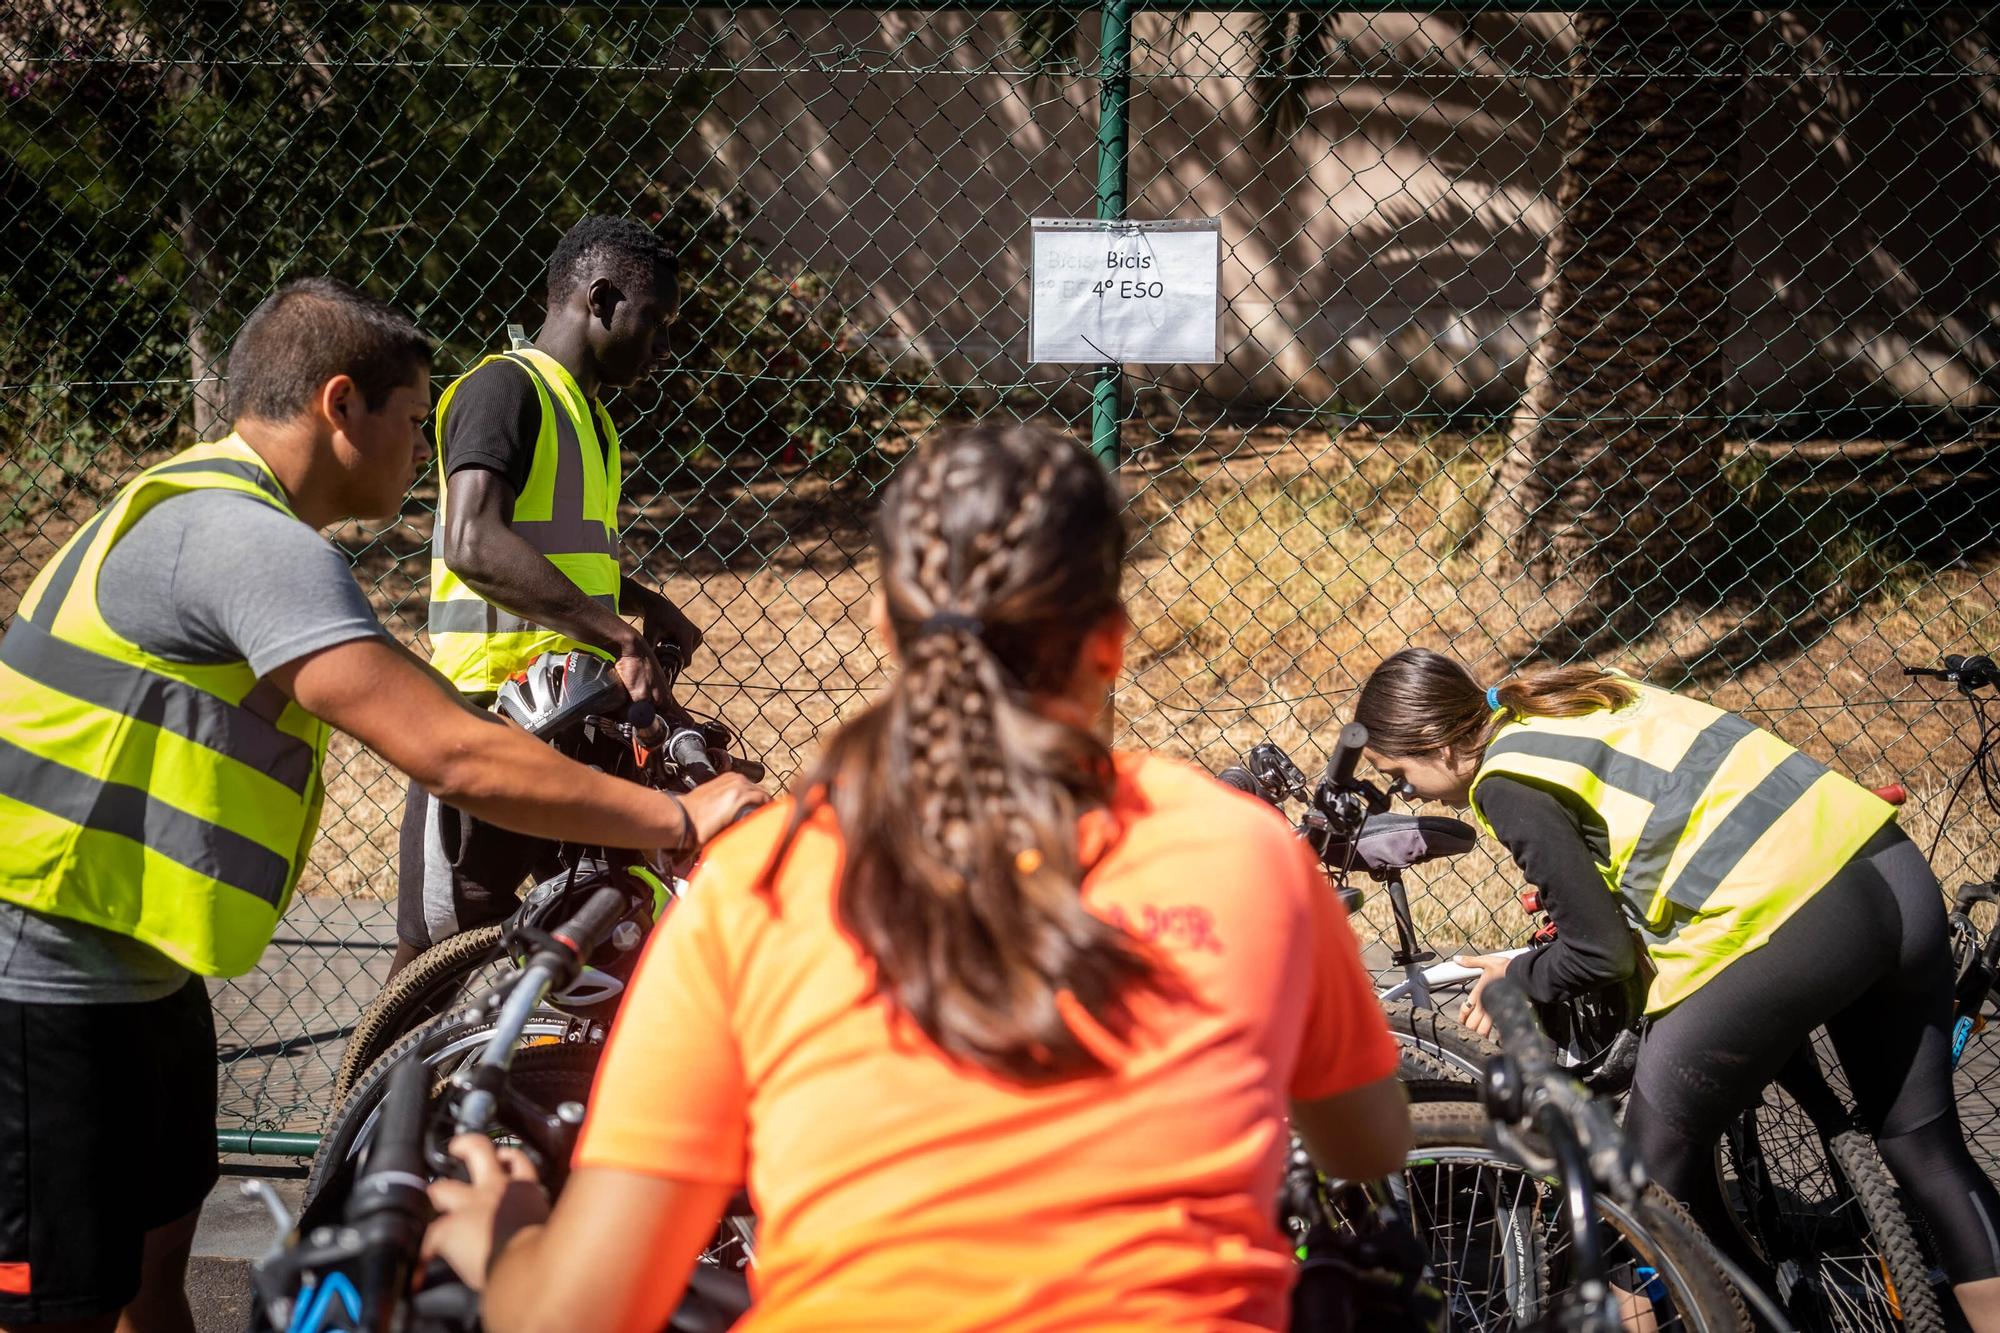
[1486,685,1503,711]
[915,610,984,639]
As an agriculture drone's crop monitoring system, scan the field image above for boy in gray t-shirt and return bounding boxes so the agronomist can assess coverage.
[0,488,384,1004]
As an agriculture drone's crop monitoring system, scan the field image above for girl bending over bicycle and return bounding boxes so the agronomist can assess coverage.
[1355,647,2000,1330]
[424,421,1414,1331]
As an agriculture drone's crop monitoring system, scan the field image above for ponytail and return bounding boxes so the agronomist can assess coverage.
[1489,664,1637,722]
[760,423,1159,1083]
[1355,647,1637,760]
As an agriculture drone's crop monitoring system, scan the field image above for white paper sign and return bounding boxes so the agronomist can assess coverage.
[1029,218,1221,365]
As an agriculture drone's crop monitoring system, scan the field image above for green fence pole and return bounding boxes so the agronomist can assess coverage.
[1091,0,1133,469]
[217,1129,321,1157]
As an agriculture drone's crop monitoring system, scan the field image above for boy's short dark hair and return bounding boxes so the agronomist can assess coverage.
[226,277,432,425]
[546,216,679,305]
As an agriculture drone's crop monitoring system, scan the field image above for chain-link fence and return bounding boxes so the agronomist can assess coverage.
[4,3,1998,1148]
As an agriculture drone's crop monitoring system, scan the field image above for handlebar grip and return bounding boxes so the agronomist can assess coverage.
[1953,654,2000,690]
[552,883,630,960]
[1323,722,1369,788]
[625,700,656,733]
[667,726,721,785]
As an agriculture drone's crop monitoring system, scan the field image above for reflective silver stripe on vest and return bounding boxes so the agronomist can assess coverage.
[510,519,617,558]
[1665,749,1828,910]
[505,354,617,558]
[1482,732,1671,802]
[426,594,617,636]
[0,735,291,906]
[0,619,316,794]
[1622,714,1756,912]
[1483,714,1829,917]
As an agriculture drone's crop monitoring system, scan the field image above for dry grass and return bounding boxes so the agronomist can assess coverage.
[7,424,1999,961]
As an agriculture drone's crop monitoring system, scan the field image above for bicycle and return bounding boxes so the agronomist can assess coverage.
[1901,652,2000,1179]
[254,935,751,1333]
[331,643,763,1102]
[1222,725,1749,1331]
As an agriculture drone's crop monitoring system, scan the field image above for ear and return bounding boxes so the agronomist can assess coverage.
[1441,740,1480,778]
[315,374,360,436]
[586,275,622,328]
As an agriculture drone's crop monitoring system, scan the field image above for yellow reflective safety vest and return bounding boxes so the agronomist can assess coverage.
[0,437,332,976]
[427,343,623,693]
[1468,683,1895,1014]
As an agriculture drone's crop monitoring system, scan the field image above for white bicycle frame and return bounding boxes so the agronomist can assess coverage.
[1378,945,1531,1006]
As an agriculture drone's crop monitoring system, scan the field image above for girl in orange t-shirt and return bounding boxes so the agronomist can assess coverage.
[425,422,1412,1331]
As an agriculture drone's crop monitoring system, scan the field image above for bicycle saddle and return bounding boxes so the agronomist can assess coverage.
[1351,813,1476,871]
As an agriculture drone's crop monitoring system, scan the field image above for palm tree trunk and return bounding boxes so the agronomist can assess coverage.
[1490,10,1749,636]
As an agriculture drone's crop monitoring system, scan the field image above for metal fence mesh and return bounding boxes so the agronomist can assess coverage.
[3,3,1998,1141]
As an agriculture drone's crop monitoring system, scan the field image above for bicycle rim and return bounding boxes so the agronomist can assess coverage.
[1719,1091,1943,1332]
[1400,1106,1741,1332]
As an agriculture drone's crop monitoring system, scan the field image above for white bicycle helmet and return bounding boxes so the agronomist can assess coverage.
[494,650,632,739]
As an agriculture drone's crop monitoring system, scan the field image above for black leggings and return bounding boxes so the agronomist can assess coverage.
[1624,824,2000,1284]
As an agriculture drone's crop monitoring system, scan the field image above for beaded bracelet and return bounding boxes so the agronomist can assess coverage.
[664,790,698,854]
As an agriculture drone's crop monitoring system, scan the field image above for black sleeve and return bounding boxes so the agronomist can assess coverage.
[441,359,541,497]
[1475,775,1638,1002]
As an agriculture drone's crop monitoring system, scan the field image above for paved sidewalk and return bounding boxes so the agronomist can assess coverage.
[192,1172,305,1333]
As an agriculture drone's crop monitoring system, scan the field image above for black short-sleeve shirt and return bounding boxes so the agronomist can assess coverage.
[442,359,543,495]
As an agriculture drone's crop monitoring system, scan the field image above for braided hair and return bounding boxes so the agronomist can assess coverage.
[760,421,1160,1082]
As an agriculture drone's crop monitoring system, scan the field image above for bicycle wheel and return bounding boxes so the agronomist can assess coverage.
[1401,1102,1748,1333]
[1719,1085,1944,1332]
[1385,1001,1498,1082]
[332,925,512,1104]
[306,1007,597,1222]
[307,1021,755,1296]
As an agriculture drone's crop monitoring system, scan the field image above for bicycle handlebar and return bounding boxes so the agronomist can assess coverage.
[548,882,630,962]
[1322,722,1370,790]
[1216,765,1265,799]
[356,1055,429,1209]
[251,1055,436,1332]
[1904,653,2000,691]
[666,725,721,785]
[1480,977,1551,1082]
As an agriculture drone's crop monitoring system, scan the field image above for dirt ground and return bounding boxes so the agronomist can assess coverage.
[5,421,1998,953]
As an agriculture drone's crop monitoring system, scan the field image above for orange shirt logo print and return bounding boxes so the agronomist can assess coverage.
[1102,901,1224,954]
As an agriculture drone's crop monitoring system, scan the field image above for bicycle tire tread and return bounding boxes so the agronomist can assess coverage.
[331,925,509,1103]
[1826,1125,1946,1332]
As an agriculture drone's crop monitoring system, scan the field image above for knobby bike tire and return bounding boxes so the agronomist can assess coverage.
[1723,1097,1945,1333]
[305,1013,752,1312]
[1404,1101,1749,1333]
[306,1008,594,1223]
[1823,1126,1945,1333]
[1391,996,1946,1330]
[1385,1000,1499,1082]
[331,925,512,1104]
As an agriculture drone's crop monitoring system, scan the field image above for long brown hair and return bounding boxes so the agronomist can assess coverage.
[761,422,1159,1082]
[1353,647,1638,759]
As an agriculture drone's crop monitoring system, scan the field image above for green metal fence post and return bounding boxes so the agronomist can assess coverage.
[1091,0,1133,469]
